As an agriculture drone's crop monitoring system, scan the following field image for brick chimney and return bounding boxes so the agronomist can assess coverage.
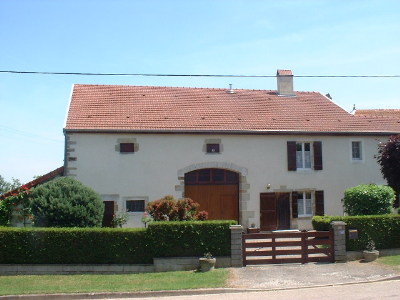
[277,69,294,96]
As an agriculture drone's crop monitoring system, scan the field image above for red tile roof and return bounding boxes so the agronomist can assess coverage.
[353,109,400,133]
[0,167,64,199]
[355,109,400,118]
[64,84,400,134]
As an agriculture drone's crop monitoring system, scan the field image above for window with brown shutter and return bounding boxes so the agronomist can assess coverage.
[313,141,323,170]
[287,141,323,171]
[315,190,324,216]
[287,141,297,171]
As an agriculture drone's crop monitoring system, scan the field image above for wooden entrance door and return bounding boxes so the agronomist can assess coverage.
[102,201,115,227]
[184,169,239,221]
[277,193,290,230]
[260,192,290,231]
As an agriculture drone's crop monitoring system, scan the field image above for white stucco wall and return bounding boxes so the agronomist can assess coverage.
[65,133,387,229]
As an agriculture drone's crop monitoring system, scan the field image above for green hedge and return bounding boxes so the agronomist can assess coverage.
[312,215,400,251]
[0,227,151,264]
[147,220,237,257]
[0,220,236,264]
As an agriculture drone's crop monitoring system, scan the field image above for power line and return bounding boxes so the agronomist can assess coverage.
[0,70,399,78]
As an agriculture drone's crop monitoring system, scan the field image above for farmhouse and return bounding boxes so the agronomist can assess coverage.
[63,70,400,229]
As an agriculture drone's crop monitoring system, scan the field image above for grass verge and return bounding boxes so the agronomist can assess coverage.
[377,255,400,267]
[0,269,228,296]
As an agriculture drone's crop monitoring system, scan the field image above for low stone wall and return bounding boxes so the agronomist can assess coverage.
[154,256,231,272]
[347,248,400,261]
[0,264,154,275]
[0,256,231,275]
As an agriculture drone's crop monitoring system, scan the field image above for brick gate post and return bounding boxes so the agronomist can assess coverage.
[331,221,347,262]
[230,225,243,267]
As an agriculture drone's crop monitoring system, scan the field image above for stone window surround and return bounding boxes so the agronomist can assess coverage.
[203,139,223,154]
[115,138,139,153]
[176,162,252,228]
[122,196,149,214]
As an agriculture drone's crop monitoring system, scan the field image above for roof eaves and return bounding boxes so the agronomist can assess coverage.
[63,128,398,136]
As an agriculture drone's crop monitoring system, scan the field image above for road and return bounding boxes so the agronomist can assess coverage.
[100,279,400,300]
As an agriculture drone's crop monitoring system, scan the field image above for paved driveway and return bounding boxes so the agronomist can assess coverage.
[228,261,400,289]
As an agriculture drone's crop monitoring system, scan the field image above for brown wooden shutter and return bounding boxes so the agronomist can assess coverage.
[291,191,298,218]
[313,141,323,170]
[260,193,278,231]
[315,190,324,216]
[287,141,297,171]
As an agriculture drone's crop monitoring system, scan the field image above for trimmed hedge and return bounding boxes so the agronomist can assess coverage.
[312,215,400,251]
[0,227,151,264]
[147,220,237,257]
[0,220,237,264]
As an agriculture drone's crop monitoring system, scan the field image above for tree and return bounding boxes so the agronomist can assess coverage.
[0,175,21,194]
[343,184,395,216]
[30,177,104,227]
[377,135,400,207]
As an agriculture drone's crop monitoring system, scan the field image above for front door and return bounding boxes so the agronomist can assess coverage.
[260,192,290,231]
[102,201,115,227]
[184,169,239,221]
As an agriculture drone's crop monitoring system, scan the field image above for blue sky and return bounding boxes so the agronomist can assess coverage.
[1,0,399,183]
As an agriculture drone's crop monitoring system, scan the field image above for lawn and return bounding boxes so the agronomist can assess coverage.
[0,269,228,296]
[377,255,400,267]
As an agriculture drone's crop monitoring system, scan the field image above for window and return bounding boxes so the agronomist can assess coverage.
[352,141,362,160]
[206,143,220,153]
[297,191,313,217]
[296,142,311,169]
[126,200,145,212]
[120,143,135,153]
[292,190,324,218]
[287,141,323,171]
[203,139,222,154]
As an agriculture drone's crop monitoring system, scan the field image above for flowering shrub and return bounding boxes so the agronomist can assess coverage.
[146,195,208,221]
[111,212,128,228]
[0,185,33,226]
[141,212,152,227]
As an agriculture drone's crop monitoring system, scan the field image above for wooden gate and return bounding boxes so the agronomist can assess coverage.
[243,230,334,265]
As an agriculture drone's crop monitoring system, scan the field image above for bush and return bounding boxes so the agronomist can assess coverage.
[146,195,208,221]
[0,220,236,264]
[343,184,395,216]
[312,215,400,251]
[0,227,151,264]
[0,185,32,226]
[30,177,104,227]
[147,220,236,257]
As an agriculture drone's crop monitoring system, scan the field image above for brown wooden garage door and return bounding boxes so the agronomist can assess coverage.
[184,169,239,221]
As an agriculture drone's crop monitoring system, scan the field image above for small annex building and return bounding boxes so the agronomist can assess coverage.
[63,70,400,230]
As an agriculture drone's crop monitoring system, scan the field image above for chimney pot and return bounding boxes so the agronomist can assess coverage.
[277,69,294,96]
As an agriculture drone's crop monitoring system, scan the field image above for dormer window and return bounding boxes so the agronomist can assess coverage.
[207,143,220,154]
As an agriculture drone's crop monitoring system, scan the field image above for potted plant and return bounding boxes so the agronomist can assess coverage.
[363,239,379,262]
[199,252,216,272]
[247,223,260,234]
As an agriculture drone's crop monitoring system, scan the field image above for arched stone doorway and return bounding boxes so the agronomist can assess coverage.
[184,168,239,221]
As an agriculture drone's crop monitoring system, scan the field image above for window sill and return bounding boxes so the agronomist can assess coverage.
[351,159,364,163]
[297,215,313,218]
[295,169,314,174]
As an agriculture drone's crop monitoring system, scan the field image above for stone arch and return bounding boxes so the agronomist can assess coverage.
[175,162,252,227]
